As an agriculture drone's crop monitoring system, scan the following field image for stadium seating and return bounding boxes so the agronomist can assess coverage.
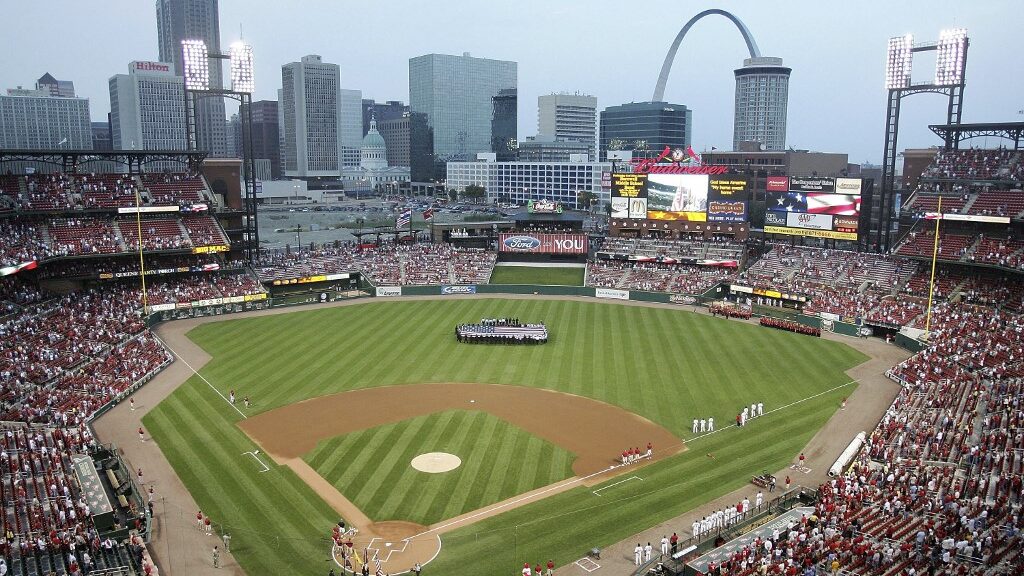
[181,214,228,247]
[117,217,190,251]
[141,173,207,205]
[967,189,1024,218]
[48,217,122,257]
[922,148,1023,181]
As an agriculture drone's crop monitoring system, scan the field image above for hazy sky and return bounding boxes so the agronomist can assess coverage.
[3,0,1021,164]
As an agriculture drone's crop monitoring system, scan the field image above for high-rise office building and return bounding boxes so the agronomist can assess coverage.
[0,84,91,149]
[491,88,517,161]
[409,52,517,180]
[339,89,363,169]
[733,57,790,151]
[599,101,692,161]
[361,99,408,136]
[108,61,186,151]
[92,121,113,151]
[239,100,282,179]
[377,115,412,168]
[156,0,228,156]
[537,93,597,157]
[35,73,76,98]
[281,55,342,178]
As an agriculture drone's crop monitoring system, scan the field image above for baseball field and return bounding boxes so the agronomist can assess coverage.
[142,298,866,575]
[488,265,585,286]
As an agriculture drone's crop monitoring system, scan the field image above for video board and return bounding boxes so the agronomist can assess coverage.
[707,177,750,223]
[610,173,649,219]
[646,174,709,222]
[610,173,749,223]
[764,176,863,241]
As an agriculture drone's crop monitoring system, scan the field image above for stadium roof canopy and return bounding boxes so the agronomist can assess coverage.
[929,122,1024,150]
[0,149,208,174]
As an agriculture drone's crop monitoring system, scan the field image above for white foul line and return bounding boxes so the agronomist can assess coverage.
[405,464,631,541]
[683,379,858,443]
[243,451,270,472]
[154,334,247,419]
[592,476,642,496]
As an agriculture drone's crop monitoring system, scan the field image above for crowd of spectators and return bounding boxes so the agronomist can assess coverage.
[922,148,1023,181]
[254,242,497,287]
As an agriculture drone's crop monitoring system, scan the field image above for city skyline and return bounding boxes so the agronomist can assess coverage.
[2,0,1020,164]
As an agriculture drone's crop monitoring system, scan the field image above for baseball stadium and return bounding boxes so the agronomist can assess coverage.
[3,10,1024,576]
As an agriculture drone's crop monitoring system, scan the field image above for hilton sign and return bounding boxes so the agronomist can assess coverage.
[630,146,728,175]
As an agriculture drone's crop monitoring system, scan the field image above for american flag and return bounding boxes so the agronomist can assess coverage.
[396,209,411,228]
[422,207,434,221]
[770,192,807,212]
[374,552,383,576]
[807,193,860,216]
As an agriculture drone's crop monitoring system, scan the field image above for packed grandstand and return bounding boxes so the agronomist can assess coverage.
[0,144,1023,575]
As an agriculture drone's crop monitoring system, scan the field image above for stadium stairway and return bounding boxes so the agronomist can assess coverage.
[616,267,631,288]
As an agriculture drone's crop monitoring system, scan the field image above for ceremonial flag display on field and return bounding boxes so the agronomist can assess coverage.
[422,207,434,221]
[396,209,411,228]
[0,260,37,277]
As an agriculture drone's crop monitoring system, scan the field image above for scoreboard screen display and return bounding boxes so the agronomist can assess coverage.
[764,177,863,241]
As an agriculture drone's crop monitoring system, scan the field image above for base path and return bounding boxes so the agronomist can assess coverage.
[240,382,682,478]
[240,382,684,572]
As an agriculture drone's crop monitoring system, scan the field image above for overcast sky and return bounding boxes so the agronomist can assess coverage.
[3,0,1020,164]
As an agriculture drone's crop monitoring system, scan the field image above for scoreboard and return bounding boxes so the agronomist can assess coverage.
[763,176,863,241]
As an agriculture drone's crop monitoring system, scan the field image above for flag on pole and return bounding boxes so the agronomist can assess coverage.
[374,552,384,576]
[422,207,434,221]
[396,209,411,228]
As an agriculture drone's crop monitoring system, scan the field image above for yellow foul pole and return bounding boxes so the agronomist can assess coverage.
[135,185,149,310]
[924,197,941,333]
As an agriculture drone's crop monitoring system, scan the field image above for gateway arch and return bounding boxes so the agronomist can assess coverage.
[652,9,761,102]
[652,10,789,151]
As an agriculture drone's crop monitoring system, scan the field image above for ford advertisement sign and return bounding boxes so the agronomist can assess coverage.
[498,233,587,254]
[441,285,477,295]
[502,235,542,251]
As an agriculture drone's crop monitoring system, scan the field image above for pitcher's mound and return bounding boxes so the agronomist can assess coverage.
[411,452,461,473]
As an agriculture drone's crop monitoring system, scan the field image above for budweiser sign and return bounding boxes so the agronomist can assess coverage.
[631,146,728,175]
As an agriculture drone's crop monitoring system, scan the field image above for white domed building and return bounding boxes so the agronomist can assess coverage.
[341,116,410,194]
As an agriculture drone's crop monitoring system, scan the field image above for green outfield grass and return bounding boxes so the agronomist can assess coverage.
[143,298,867,575]
[488,265,584,286]
[304,410,575,525]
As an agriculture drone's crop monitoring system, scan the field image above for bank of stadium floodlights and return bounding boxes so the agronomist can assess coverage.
[879,29,968,253]
[182,39,260,261]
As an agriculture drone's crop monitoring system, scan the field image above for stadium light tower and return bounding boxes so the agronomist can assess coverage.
[182,39,261,262]
[877,29,968,252]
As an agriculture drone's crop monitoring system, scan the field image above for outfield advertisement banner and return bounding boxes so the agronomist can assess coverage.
[786,212,833,230]
[764,225,858,241]
[376,286,402,297]
[441,285,477,295]
[766,176,789,192]
[595,288,629,300]
[498,233,587,254]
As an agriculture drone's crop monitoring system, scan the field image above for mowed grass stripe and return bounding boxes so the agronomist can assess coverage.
[303,410,576,526]
[153,298,868,574]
